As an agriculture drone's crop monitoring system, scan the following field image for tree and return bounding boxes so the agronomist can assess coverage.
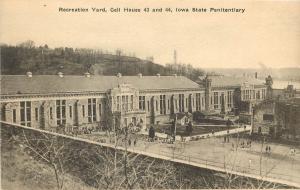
[17,40,35,48]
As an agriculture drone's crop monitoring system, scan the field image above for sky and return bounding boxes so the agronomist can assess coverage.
[0,0,300,69]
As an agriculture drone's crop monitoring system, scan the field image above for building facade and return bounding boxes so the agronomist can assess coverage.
[0,72,269,132]
[0,73,205,131]
[196,75,269,115]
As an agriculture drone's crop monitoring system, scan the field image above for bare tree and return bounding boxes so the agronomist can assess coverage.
[21,129,70,190]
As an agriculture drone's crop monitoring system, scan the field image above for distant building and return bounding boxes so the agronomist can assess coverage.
[275,98,300,139]
[196,75,268,116]
[272,84,298,100]
[252,97,300,139]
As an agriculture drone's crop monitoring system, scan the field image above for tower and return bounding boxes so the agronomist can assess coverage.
[173,50,177,65]
[265,75,273,99]
[204,75,212,111]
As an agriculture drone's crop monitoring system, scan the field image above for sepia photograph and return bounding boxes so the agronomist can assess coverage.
[0,0,300,189]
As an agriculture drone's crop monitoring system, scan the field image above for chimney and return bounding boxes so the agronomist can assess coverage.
[26,71,32,78]
[137,73,142,78]
[156,73,160,77]
[117,73,122,78]
[255,72,258,79]
[84,72,91,78]
[57,72,64,78]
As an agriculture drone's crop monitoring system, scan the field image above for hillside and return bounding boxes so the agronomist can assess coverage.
[0,42,204,81]
[1,131,95,190]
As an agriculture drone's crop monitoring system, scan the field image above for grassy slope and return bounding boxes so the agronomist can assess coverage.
[1,135,95,190]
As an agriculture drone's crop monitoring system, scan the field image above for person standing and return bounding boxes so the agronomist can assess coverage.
[134,138,137,146]
[149,125,155,142]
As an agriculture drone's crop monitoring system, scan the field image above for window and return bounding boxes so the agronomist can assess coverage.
[186,98,188,108]
[20,101,31,127]
[130,95,134,110]
[196,93,201,111]
[99,104,102,117]
[122,95,129,112]
[227,91,233,108]
[35,108,38,121]
[82,105,85,117]
[147,101,150,112]
[263,114,274,122]
[168,99,170,110]
[160,95,166,114]
[50,107,53,119]
[88,98,96,123]
[156,100,158,111]
[202,97,205,107]
[214,92,218,109]
[179,94,184,112]
[256,91,261,99]
[56,100,66,126]
[12,109,16,123]
[69,106,72,118]
[125,96,128,111]
[116,96,120,111]
[139,96,145,110]
[262,89,266,99]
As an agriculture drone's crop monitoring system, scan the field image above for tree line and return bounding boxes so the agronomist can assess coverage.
[0,40,204,80]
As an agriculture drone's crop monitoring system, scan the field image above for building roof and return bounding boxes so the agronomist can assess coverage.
[203,75,266,88]
[0,75,201,95]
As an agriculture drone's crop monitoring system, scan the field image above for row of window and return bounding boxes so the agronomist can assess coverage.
[14,99,104,126]
[139,94,204,114]
[212,91,233,109]
[116,95,134,112]
[242,89,266,100]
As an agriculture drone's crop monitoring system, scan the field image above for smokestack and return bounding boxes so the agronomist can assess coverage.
[173,50,177,65]
[255,72,258,79]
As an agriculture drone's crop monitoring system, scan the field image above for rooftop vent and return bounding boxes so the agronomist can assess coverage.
[26,71,32,78]
[137,73,142,78]
[117,73,122,78]
[156,73,160,77]
[57,72,64,78]
[84,72,91,78]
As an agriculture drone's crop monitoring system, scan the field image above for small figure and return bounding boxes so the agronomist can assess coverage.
[134,138,137,146]
[128,139,131,146]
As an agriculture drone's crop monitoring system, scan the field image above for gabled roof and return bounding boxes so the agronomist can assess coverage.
[0,75,201,95]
